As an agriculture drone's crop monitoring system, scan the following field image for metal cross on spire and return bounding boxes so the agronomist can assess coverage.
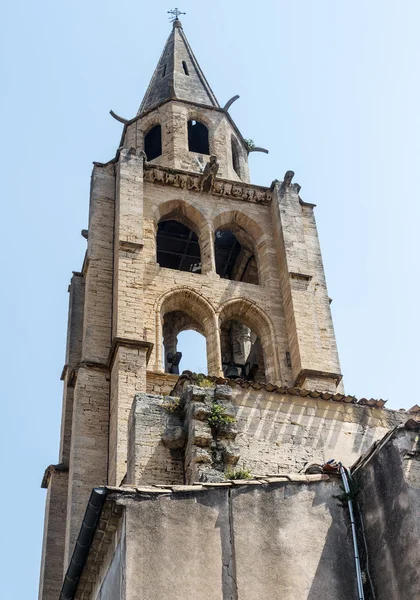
[167,8,186,22]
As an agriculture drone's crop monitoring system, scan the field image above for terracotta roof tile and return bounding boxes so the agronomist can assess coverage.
[173,373,394,410]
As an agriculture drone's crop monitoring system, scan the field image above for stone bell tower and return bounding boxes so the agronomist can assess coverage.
[39,16,345,600]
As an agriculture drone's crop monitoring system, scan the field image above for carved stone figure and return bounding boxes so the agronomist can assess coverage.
[166,172,179,186]
[213,180,224,195]
[179,174,189,189]
[283,170,295,187]
[223,182,232,196]
[242,188,254,201]
[152,168,165,183]
[200,155,219,193]
[231,185,243,198]
[143,168,154,182]
[188,175,201,191]
[254,190,266,203]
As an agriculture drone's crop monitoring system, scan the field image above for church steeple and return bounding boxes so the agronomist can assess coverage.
[138,19,219,115]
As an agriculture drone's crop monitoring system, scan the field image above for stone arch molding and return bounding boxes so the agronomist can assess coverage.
[153,199,214,274]
[217,297,280,382]
[154,287,221,376]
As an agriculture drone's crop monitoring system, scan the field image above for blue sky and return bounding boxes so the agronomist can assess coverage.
[1,0,420,596]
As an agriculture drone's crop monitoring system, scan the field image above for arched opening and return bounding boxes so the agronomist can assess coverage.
[220,320,266,382]
[219,298,278,383]
[144,124,162,161]
[182,60,189,75]
[157,219,201,273]
[163,311,207,374]
[163,326,207,374]
[231,136,241,178]
[159,287,219,376]
[188,120,209,154]
[214,228,259,284]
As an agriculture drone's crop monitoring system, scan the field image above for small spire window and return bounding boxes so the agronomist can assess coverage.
[162,64,167,78]
[182,61,189,75]
[144,124,162,161]
[231,136,241,178]
[188,120,209,155]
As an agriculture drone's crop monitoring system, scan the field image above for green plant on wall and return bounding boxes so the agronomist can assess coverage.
[225,468,252,480]
[244,138,256,150]
[193,373,214,388]
[207,402,235,430]
[162,397,182,414]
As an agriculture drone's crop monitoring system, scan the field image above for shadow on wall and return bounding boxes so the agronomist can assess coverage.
[233,389,402,473]
[306,490,357,600]
[227,482,357,599]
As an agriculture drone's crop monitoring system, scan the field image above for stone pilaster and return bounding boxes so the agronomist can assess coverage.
[108,342,152,486]
[271,178,343,392]
[64,163,114,568]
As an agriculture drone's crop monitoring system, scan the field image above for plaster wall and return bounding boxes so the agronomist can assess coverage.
[119,480,357,600]
[354,426,420,600]
[94,536,124,600]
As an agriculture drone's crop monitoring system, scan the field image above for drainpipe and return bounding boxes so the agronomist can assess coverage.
[60,487,108,600]
[339,464,365,600]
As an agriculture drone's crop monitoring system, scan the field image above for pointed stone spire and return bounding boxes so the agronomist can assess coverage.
[138,20,219,115]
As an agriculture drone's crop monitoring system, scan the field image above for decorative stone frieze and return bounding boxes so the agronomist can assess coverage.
[143,163,272,204]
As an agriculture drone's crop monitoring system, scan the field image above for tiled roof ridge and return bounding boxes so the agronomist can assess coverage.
[174,372,418,413]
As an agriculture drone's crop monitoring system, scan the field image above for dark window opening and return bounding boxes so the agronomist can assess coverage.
[182,61,189,75]
[231,137,241,178]
[220,320,266,382]
[145,125,162,161]
[157,220,201,273]
[215,230,241,279]
[214,229,259,284]
[188,120,209,154]
[163,313,207,374]
[162,64,167,78]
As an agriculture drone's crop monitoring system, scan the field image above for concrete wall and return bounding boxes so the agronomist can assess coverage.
[354,424,420,600]
[118,479,357,600]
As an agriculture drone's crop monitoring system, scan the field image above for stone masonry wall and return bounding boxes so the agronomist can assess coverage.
[127,384,407,487]
[141,179,291,383]
[38,470,68,600]
[231,386,404,474]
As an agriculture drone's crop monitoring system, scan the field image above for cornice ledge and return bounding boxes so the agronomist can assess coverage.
[108,337,154,372]
[41,463,69,489]
[289,271,312,281]
[294,369,343,388]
